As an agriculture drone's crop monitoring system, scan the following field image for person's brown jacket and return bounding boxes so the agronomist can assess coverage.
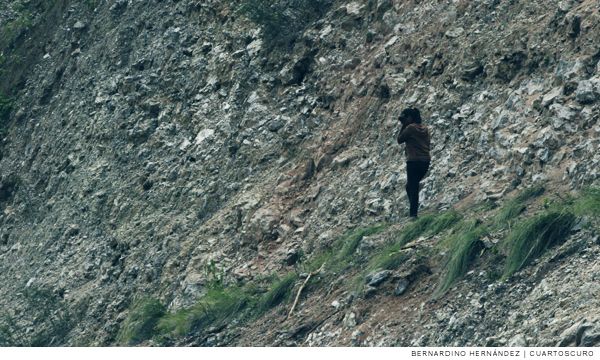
[397,123,431,161]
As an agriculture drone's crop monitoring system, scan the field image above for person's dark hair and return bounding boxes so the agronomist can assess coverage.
[400,107,422,124]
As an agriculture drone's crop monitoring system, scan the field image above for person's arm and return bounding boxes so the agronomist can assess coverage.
[397,124,411,144]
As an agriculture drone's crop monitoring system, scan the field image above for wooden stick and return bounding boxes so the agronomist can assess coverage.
[287,262,326,319]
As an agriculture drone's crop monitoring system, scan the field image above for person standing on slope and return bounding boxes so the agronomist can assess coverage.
[397,107,431,220]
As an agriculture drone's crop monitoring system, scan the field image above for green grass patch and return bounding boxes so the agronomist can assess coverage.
[119,273,298,344]
[339,224,388,259]
[307,223,388,272]
[436,218,481,250]
[493,185,545,228]
[502,210,575,280]
[157,284,257,338]
[472,200,499,213]
[257,273,297,314]
[117,298,167,345]
[397,211,462,247]
[437,226,487,294]
[572,187,600,217]
[367,246,408,272]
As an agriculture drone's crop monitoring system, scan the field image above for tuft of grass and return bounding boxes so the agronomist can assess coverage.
[514,184,545,203]
[349,244,407,297]
[502,210,575,280]
[117,298,166,345]
[436,218,481,250]
[493,185,545,228]
[308,224,388,273]
[397,211,462,247]
[257,273,297,314]
[437,227,487,294]
[472,200,499,213]
[152,274,297,341]
[157,285,256,337]
[339,224,388,260]
[127,274,300,343]
[368,246,408,272]
[572,187,600,217]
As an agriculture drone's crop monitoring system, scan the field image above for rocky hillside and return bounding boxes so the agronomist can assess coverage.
[0,0,599,347]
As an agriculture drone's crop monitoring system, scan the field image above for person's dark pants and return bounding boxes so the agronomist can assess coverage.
[406,160,430,217]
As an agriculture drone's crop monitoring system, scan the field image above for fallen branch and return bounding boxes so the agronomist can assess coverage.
[287,262,326,319]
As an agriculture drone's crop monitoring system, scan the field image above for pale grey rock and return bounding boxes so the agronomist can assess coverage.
[541,87,564,107]
[73,21,86,30]
[536,127,560,150]
[508,334,527,347]
[445,27,464,38]
[246,39,262,58]
[537,148,551,163]
[549,103,574,121]
[558,1,572,12]
[366,270,390,287]
[576,80,595,104]
[343,311,357,328]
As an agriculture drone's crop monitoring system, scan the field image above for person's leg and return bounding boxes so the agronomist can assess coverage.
[406,162,419,217]
[408,161,430,217]
[405,178,412,206]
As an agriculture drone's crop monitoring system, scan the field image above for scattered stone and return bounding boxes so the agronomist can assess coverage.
[445,28,464,38]
[508,334,527,347]
[576,80,595,104]
[364,285,378,297]
[73,21,86,30]
[580,328,600,347]
[541,87,563,107]
[365,270,391,287]
[394,279,409,296]
[343,311,357,328]
[268,120,284,132]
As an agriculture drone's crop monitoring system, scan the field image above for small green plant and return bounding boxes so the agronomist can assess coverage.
[340,224,388,260]
[472,200,498,213]
[205,259,225,289]
[367,246,408,272]
[542,197,549,210]
[486,271,501,281]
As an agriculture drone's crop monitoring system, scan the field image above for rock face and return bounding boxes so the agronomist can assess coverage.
[0,0,599,347]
